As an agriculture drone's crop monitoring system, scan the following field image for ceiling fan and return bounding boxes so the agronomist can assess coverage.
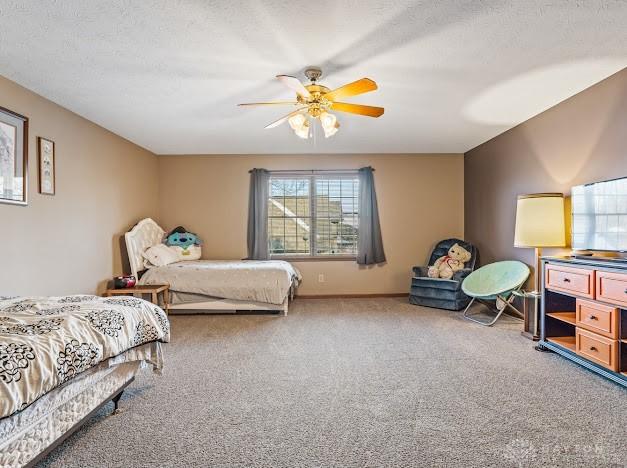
[238,67,384,139]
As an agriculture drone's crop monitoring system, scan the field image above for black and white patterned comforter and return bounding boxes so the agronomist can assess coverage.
[0,295,170,419]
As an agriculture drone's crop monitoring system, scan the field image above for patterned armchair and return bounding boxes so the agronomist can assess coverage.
[409,238,478,311]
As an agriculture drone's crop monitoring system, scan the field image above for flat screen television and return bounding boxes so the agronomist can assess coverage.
[571,176,627,252]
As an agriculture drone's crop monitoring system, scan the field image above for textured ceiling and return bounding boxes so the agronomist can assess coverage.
[0,1,626,155]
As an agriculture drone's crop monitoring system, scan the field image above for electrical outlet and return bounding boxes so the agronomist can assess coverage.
[318,274,325,283]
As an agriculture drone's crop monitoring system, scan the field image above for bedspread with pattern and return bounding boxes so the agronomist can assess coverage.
[0,295,170,419]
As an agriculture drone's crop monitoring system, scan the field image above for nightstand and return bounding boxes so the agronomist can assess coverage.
[104,284,170,313]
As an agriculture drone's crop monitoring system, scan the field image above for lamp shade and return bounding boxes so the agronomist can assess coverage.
[514,193,566,248]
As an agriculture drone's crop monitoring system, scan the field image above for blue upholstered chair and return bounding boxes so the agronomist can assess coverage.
[409,238,478,311]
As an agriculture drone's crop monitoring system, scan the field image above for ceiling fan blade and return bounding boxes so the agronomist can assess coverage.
[330,102,384,118]
[238,101,299,106]
[264,108,307,129]
[323,78,378,102]
[276,75,311,99]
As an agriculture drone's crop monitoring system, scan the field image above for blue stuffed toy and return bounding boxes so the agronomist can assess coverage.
[165,226,202,257]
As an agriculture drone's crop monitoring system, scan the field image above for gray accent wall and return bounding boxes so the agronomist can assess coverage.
[464,68,627,285]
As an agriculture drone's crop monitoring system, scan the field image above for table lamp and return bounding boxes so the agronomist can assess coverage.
[514,193,566,293]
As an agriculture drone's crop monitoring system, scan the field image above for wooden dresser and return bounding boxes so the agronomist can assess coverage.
[539,257,627,387]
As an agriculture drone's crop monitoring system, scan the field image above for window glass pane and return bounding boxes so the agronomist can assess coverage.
[296,218,310,237]
[268,199,286,217]
[268,218,286,254]
[337,236,358,254]
[316,197,329,217]
[328,198,342,218]
[342,214,359,232]
[268,174,359,257]
[330,218,343,254]
[296,180,309,196]
[341,179,354,194]
[316,235,331,255]
[283,237,299,254]
[316,179,329,196]
[327,179,341,198]
[270,179,285,197]
[283,216,297,237]
[296,197,310,217]
[338,217,358,254]
[297,221,311,254]
[316,219,331,236]
[268,177,311,255]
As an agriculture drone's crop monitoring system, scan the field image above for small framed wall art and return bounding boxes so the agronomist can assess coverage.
[0,106,28,205]
[38,137,55,195]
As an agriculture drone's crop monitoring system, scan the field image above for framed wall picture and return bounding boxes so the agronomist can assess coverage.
[38,137,55,195]
[0,106,28,205]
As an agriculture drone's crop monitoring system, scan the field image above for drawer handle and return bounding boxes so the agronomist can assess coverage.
[588,315,597,321]
[589,346,598,352]
[563,278,571,283]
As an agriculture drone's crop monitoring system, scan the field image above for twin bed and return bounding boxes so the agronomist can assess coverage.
[0,217,296,466]
[0,294,169,467]
[126,218,301,315]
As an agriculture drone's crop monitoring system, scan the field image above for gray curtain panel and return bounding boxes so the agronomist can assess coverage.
[247,168,270,260]
[357,166,386,265]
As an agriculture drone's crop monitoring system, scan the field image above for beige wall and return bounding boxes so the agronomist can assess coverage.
[6,63,622,298]
[465,68,627,285]
[6,62,623,298]
[0,75,159,296]
[158,154,464,295]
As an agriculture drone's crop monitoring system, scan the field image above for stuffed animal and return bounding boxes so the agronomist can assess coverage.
[427,243,472,279]
[165,226,202,260]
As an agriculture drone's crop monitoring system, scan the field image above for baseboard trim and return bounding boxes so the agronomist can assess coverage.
[295,293,408,299]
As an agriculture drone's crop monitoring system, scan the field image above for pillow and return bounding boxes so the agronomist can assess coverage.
[169,244,202,261]
[142,243,180,267]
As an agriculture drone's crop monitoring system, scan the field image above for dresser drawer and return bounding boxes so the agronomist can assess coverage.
[545,264,594,298]
[596,271,627,308]
[575,328,619,372]
[575,299,619,339]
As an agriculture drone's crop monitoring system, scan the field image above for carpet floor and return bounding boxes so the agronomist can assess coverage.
[39,298,626,467]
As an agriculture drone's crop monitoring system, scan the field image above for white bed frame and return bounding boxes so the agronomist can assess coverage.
[124,218,289,315]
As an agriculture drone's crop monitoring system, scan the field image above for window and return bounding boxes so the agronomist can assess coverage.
[268,172,360,258]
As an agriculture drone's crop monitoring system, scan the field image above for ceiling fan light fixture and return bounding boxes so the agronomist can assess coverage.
[323,120,340,138]
[319,112,337,131]
[288,113,307,131]
[294,120,310,139]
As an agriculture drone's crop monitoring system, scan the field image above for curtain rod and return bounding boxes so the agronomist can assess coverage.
[249,168,374,173]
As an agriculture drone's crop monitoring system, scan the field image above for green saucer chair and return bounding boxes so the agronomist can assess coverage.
[461,260,530,326]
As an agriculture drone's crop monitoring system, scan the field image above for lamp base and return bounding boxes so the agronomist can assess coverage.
[515,288,541,341]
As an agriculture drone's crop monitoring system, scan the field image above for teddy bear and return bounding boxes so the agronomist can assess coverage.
[427,243,472,279]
